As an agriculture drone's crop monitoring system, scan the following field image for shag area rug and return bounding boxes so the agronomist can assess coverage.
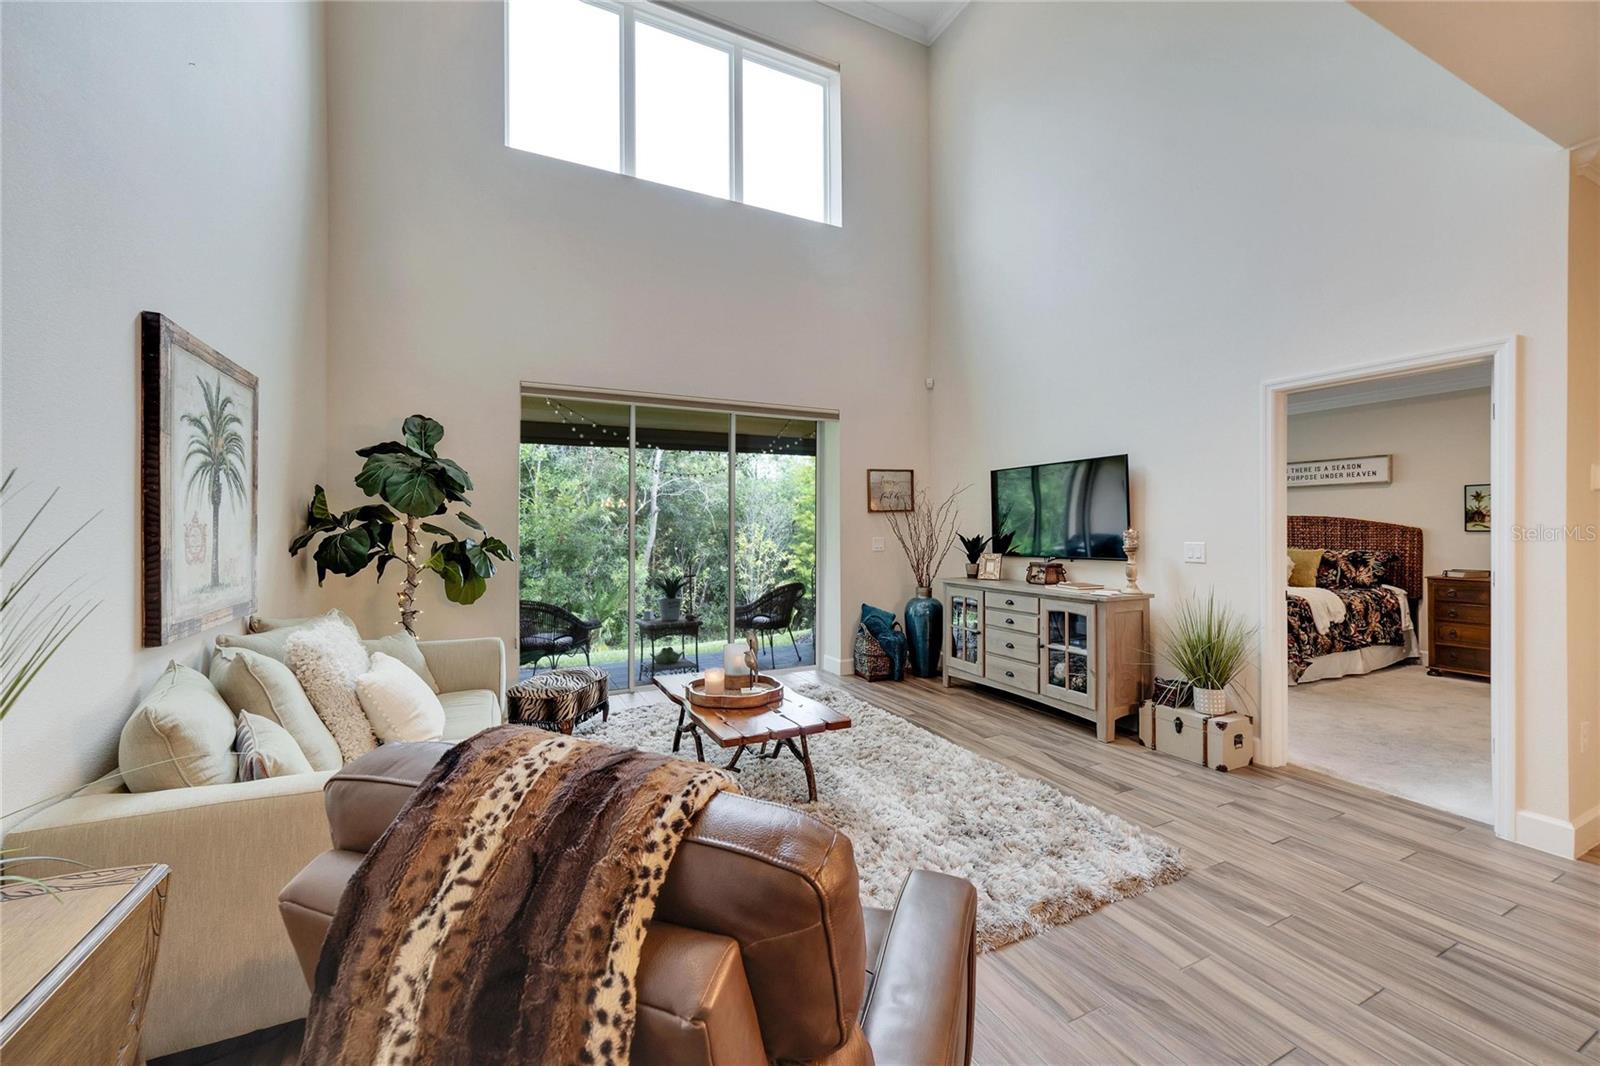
[576,681,1185,951]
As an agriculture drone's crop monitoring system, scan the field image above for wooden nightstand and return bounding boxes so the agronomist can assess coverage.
[1,864,169,1063]
[1425,574,1491,680]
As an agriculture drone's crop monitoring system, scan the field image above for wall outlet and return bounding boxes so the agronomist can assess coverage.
[1183,541,1207,563]
[872,536,885,552]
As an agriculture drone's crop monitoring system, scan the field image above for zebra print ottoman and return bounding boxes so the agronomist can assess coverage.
[508,668,610,735]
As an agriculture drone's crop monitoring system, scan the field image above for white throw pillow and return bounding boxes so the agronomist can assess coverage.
[286,615,377,762]
[356,652,446,743]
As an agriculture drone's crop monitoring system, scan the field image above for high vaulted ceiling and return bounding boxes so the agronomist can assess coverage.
[1353,1,1600,149]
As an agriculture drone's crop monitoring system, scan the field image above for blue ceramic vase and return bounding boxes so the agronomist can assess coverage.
[903,588,942,678]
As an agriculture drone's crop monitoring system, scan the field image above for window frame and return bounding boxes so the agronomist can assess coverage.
[507,0,843,226]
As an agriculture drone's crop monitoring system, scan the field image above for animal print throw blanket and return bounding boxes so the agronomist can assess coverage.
[302,725,735,1066]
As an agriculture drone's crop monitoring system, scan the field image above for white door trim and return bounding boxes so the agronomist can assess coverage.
[1258,337,1518,841]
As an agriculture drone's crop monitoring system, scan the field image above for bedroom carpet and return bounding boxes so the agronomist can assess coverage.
[1288,663,1491,822]
[575,680,1185,951]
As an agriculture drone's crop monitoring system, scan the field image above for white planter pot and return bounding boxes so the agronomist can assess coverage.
[660,598,681,621]
[1192,687,1228,717]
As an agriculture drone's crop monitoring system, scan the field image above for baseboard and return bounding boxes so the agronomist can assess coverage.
[1515,807,1600,859]
[821,654,851,676]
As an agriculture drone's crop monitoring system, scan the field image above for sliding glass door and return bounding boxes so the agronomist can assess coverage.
[520,394,817,690]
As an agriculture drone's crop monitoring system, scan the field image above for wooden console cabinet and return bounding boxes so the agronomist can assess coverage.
[941,578,1153,741]
[1426,574,1491,680]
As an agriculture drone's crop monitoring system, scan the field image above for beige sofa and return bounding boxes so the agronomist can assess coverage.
[5,636,505,1058]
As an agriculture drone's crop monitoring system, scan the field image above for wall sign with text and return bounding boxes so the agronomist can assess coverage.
[1287,454,1392,487]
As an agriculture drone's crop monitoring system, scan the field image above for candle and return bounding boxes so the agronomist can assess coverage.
[704,668,725,694]
[723,643,748,676]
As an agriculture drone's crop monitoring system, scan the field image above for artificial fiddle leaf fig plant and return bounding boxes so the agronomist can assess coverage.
[291,415,511,635]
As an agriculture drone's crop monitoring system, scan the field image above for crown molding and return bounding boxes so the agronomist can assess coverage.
[1287,364,1493,416]
[818,1,968,46]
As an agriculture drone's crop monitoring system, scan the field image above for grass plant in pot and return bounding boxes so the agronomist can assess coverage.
[957,533,988,578]
[650,573,691,622]
[1164,591,1255,716]
[884,485,964,677]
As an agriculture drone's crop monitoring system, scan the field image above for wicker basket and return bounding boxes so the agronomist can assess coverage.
[853,621,901,681]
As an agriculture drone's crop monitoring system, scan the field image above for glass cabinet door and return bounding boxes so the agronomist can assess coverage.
[1042,602,1094,708]
[948,590,981,669]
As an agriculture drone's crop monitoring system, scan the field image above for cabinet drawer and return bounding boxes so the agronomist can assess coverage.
[984,590,1038,615]
[985,608,1039,634]
[985,655,1039,692]
[1433,644,1490,675]
[1432,601,1489,625]
[987,627,1041,664]
[1434,621,1489,648]
[1433,581,1490,605]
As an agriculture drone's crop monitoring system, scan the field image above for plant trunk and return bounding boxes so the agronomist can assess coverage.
[398,514,421,636]
[640,447,664,576]
[210,482,222,587]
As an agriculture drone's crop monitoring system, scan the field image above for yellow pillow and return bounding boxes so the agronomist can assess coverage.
[1288,548,1323,588]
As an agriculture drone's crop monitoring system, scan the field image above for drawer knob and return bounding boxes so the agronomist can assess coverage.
[1006,617,1015,625]
[1004,670,1015,679]
[1005,599,1015,606]
[1005,642,1015,650]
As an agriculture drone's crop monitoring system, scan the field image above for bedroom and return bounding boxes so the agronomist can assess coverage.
[1284,362,1494,823]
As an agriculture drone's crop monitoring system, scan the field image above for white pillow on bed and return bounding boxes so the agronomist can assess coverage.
[357,652,446,743]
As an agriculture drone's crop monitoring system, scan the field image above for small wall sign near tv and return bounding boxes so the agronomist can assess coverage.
[991,453,1130,560]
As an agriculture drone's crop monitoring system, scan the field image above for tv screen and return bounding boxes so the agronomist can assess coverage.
[991,454,1130,560]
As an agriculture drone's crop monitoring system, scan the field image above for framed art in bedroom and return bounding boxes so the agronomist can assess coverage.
[1464,484,1490,532]
[140,311,259,647]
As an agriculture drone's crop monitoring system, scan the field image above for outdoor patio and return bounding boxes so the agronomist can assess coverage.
[518,630,816,690]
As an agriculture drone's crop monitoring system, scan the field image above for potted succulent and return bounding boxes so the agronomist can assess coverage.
[957,533,988,578]
[650,572,691,621]
[1163,591,1255,716]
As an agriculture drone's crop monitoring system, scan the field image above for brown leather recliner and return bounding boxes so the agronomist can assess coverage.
[278,743,978,1065]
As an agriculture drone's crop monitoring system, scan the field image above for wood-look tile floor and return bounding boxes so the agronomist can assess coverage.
[185,671,1599,1066]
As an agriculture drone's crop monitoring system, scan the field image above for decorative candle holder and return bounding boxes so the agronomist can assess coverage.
[704,668,725,694]
[1122,528,1142,592]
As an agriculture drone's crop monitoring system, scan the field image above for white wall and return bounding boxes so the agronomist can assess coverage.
[320,1,930,667]
[0,2,329,817]
[927,3,1579,833]
[1289,388,1492,633]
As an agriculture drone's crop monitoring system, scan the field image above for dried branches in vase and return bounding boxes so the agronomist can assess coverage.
[883,485,966,595]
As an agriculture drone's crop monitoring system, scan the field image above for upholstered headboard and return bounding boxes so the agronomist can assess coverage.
[1287,515,1424,604]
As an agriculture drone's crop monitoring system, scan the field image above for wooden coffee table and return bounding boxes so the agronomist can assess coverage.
[653,675,851,802]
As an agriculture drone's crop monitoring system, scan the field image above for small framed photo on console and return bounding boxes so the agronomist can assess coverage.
[976,552,1004,580]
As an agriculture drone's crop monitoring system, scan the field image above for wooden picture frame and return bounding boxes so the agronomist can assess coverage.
[976,552,1004,580]
[866,468,915,513]
[141,312,259,646]
[1464,483,1490,532]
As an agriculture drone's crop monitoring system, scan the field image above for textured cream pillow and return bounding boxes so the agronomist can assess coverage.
[218,609,360,664]
[362,632,440,693]
[118,662,239,792]
[357,652,446,743]
[234,711,314,781]
[210,647,343,771]
[285,616,377,762]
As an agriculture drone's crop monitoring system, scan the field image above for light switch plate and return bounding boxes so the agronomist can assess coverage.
[1183,541,1207,563]
[872,537,885,552]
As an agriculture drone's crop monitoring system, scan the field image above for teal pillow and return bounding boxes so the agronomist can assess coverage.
[860,603,897,631]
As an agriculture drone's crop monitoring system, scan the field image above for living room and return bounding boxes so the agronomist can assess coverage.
[2,1,1597,1064]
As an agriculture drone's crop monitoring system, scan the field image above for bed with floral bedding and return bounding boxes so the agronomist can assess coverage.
[1285,516,1423,684]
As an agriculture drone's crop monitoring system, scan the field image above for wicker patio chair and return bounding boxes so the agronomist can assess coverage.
[734,581,806,666]
[519,600,602,670]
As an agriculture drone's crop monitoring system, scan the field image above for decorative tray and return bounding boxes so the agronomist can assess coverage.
[685,674,785,712]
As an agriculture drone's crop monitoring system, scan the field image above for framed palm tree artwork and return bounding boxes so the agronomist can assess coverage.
[1464,484,1491,532]
[140,312,258,646]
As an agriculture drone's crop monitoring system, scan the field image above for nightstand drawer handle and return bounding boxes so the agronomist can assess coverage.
[1005,641,1016,650]
[1004,669,1016,679]
[1005,598,1016,606]
[1005,617,1016,625]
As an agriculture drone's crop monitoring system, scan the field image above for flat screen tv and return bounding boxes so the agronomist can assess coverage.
[991,454,1130,560]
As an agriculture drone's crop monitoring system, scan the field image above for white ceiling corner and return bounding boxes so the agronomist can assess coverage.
[1287,361,1495,417]
[818,1,969,46]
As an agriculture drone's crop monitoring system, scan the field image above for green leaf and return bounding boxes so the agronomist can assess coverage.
[353,440,414,459]
[433,458,474,496]
[313,528,378,579]
[288,527,321,556]
[462,540,496,578]
[308,485,333,523]
[442,563,487,604]
[356,452,446,516]
[402,415,444,457]
[481,535,512,561]
[456,510,484,531]
[419,522,456,540]
[349,504,398,524]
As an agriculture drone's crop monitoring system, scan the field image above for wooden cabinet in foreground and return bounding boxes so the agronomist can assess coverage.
[1,864,170,1064]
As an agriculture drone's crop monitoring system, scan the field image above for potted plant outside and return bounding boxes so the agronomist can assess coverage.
[1163,591,1255,716]
[650,573,691,621]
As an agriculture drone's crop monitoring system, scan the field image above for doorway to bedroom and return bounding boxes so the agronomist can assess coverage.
[1261,341,1515,836]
